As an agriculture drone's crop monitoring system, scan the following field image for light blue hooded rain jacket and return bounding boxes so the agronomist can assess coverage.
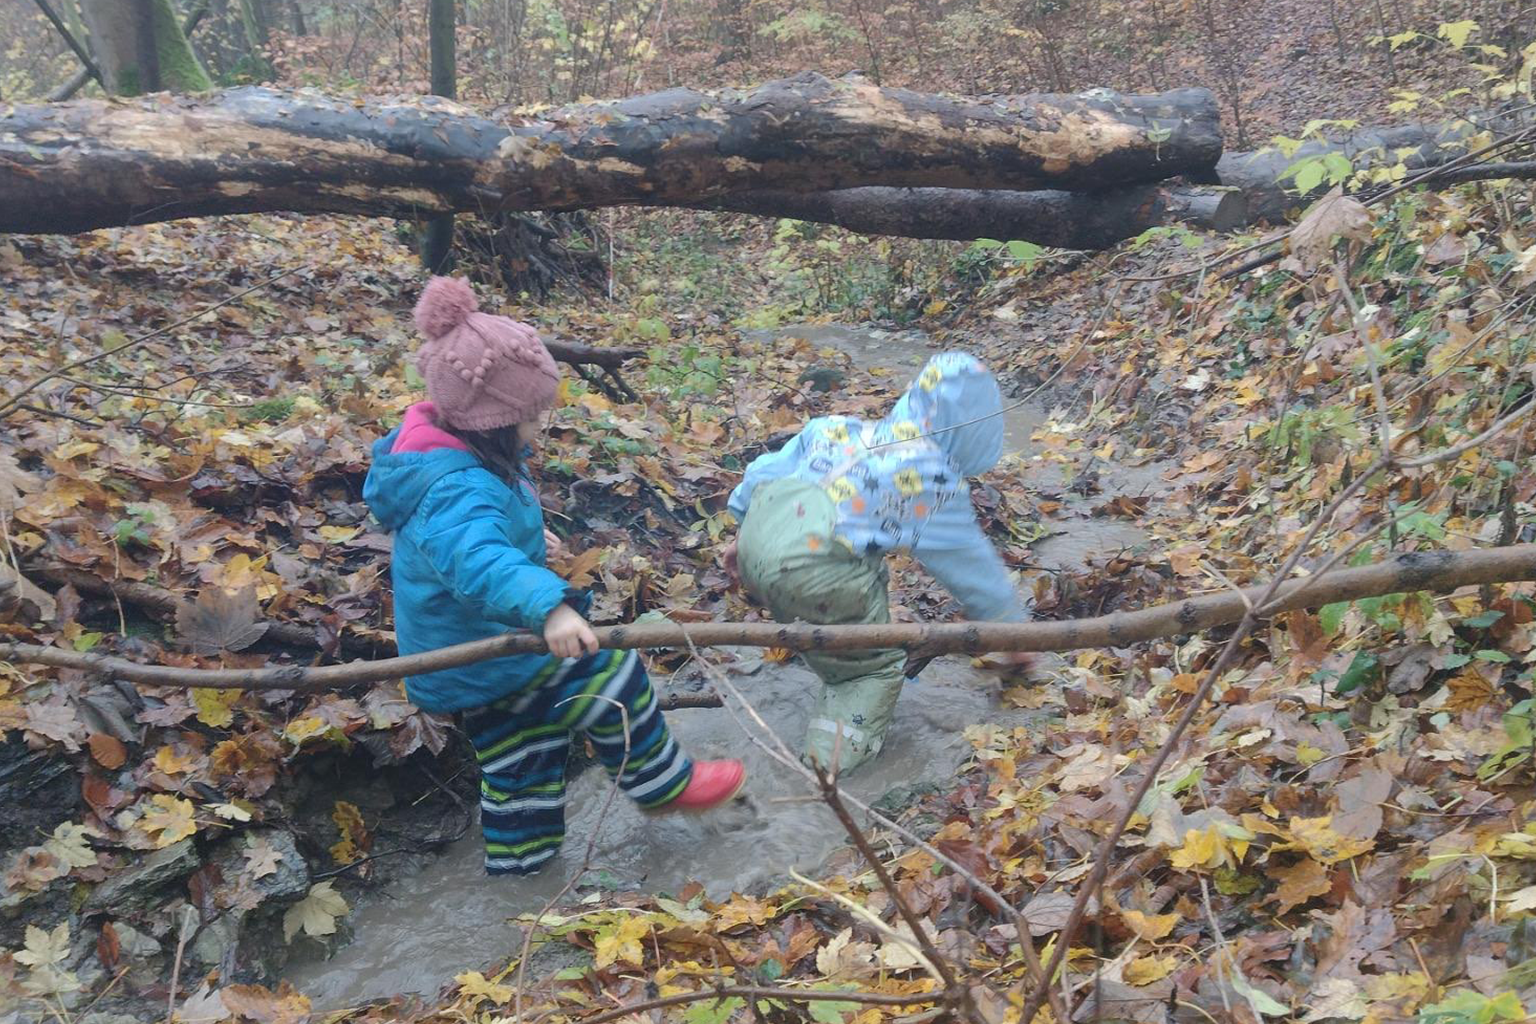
[727,352,1027,622]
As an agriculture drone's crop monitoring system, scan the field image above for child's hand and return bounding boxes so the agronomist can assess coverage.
[544,603,600,659]
[721,539,739,579]
[544,528,566,559]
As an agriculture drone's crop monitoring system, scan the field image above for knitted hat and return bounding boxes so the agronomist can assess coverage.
[412,277,561,432]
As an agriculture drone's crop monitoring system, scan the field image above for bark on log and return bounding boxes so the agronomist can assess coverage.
[7,544,1532,692]
[0,78,1222,234]
[701,184,1247,246]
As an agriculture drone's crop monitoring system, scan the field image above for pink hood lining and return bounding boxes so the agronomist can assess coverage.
[391,402,471,454]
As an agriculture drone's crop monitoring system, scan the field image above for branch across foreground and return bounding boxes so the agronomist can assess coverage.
[0,77,1221,234]
[4,544,1532,691]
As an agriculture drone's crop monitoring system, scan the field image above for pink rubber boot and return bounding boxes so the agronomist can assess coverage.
[665,760,746,811]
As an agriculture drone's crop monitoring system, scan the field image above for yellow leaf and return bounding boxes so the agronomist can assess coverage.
[152,745,198,775]
[192,687,239,728]
[330,801,370,866]
[1124,954,1179,986]
[455,971,512,1004]
[1168,825,1227,872]
[317,525,361,543]
[1121,910,1179,942]
[140,795,199,847]
[1295,742,1327,766]
[593,915,652,968]
[284,716,329,745]
[1287,816,1375,865]
[580,391,613,415]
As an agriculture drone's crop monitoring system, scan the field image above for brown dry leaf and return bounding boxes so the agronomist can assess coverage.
[329,801,371,866]
[23,702,84,752]
[1269,857,1333,914]
[86,732,127,769]
[220,982,313,1024]
[176,585,269,655]
[1289,187,1374,269]
[1332,768,1392,841]
[1288,816,1375,865]
[244,835,283,880]
[1020,891,1076,936]
[0,563,56,624]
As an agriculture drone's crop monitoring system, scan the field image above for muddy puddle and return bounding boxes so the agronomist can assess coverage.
[285,323,1166,1010]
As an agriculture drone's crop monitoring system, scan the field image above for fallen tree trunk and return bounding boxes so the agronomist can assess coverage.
[700,184,1248,247]
[0,77,1222,234]
[6,544,1532,692]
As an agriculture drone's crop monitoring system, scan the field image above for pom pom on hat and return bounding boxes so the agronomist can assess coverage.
[414,276,478,340]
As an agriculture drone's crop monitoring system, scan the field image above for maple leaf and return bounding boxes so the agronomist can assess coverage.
[1289,187,1374,270]
[455,970,513,1004]
[176,584,269,655]
[815,928,879,980]
[593,914,652,968]
[1123,954,1178,986]
[23,701,84,752]
[244,835,284,880]
[329,800,371,866]
[42,823,99,871]
[1268,857,1333,915]
[210,731,282,797]
[4,847,66,892]
[152,744,200,776]
[1287,816,1374,865]
[13,922,81,998]
[192,687,240,728]
[139,794,199,847]
[283,881,349,942]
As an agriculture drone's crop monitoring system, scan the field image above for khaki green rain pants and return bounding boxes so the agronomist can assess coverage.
[738,478,906,773]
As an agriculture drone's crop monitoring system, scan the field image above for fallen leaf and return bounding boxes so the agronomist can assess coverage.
[43,823,98,871]
[244,835,283,880]
[1121,909,1179,942]
[1288,816,1374,865]
[176,585,269,655]
[192,687,240,728]
[1269,857,1333,914]
[455,970,513,1004]
[283,881,349,942]
[220,982,313,1024]
[1290,187,1374,270]
[86,732,127,769]
[139,794,199,847]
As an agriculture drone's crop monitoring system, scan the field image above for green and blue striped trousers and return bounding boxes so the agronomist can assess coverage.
[462,649,693,875]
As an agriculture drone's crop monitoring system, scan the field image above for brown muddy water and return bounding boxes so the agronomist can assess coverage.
[284,324,1167,1010]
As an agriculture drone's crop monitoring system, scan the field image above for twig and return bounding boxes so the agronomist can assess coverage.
[1333,256,1393,462]
[0,268,299,421]
[166,905,197,1023]
[813,765,961,993]
[31,0,101,86]
[543,984,931,1024]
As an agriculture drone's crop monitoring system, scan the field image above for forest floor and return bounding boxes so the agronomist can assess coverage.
[2,4,1536,1024]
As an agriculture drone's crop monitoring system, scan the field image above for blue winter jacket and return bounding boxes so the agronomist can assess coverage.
[363,403,587,713]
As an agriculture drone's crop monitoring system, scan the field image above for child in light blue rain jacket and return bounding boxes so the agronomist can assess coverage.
[724,351,1032,772]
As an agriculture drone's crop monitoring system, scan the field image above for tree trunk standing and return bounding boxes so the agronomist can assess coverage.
[286,0,306,35]
[236,0,274,79]
[420,0,458,273]
[79,0,213,94]
[0,79,1224,234]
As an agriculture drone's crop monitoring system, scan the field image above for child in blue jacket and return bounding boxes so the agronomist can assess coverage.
[365,277,744,875]
[722,352,1034,773]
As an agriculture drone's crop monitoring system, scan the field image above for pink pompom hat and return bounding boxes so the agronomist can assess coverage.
[412,276,561,432]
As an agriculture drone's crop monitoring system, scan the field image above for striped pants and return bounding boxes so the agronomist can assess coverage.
[461,649,693,875]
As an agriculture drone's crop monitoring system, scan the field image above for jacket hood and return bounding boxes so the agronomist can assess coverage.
[364,407,484,532]
[880,352,1004,476]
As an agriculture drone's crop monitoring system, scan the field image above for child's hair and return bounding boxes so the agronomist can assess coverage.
[449,423,528,495]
